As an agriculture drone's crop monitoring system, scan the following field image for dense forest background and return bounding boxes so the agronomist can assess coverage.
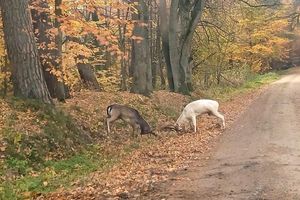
[0,0,299,102]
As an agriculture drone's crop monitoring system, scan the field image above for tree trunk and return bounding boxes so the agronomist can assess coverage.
[160,0,205,94]
[1,0,52,104]
[31,0,67,102]
[55,0,70,100]
[149,1,157,89]
[159,0,174,91]
[156,18,166,89]
[168,0,184,93]
[118,8,129,91]
[130,0,152,96]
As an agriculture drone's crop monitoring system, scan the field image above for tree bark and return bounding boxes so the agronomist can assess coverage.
[160,0,205,94]
[159,0,174,91]
[168,0,183,92]
[130,0,152,96]
[156,17,166,89]
[118,8,129,91]
[1,0,52,104]
[55,0,70,100]
[149,1,157,89]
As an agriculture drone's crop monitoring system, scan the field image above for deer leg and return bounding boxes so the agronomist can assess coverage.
[181,123,186,132]
[191,116,197,133]
[211,110,225,129]
[106,115,119,134]
[188,120,193,132]
[131,125,135,137]
[106,119,111,133]
[131,124,140,138]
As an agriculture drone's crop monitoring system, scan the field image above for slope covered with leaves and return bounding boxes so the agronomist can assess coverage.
[38,73,277,199]
[38,89,267,200]
[0,72,278,199]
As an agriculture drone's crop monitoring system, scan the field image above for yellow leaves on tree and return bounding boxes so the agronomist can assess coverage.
[55,0,136,91]
[233,8,291,72]
[60,41,94,89]
[228,6,290,72]
[19,0,137,93]
[192,1,293,88]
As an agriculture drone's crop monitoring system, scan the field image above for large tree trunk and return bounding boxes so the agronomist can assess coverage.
[130,0,152,96]
[160,0,205,94]
[159,0,174,91]
[1,0,52,104]
[31,0,67,102]
[168,0,183,92]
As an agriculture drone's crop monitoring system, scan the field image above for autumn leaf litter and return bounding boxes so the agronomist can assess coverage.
[31,87,267,200]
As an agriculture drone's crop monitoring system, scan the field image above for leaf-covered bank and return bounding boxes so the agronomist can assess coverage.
[0,71,279,199]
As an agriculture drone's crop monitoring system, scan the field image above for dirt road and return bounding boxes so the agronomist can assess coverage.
[157,68,300,200]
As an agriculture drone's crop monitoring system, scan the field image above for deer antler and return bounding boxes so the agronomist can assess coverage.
[159,123,179,132]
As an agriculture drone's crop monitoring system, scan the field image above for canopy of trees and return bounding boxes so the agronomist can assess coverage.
[0,0,299,102]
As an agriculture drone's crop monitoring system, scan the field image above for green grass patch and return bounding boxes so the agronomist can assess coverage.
[2,97,93,169]
[0,145,117,199]
[0,98,99,199]
[198,72,279,102]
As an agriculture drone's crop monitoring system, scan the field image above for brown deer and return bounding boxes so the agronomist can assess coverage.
[106,104,156,137]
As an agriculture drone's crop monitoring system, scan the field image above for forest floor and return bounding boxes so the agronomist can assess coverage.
[0,71,281,199]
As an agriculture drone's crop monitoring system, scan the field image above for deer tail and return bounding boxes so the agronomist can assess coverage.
[107,105,113,117]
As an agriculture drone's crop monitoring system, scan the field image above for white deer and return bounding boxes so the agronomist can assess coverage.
[176,99,225,132]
